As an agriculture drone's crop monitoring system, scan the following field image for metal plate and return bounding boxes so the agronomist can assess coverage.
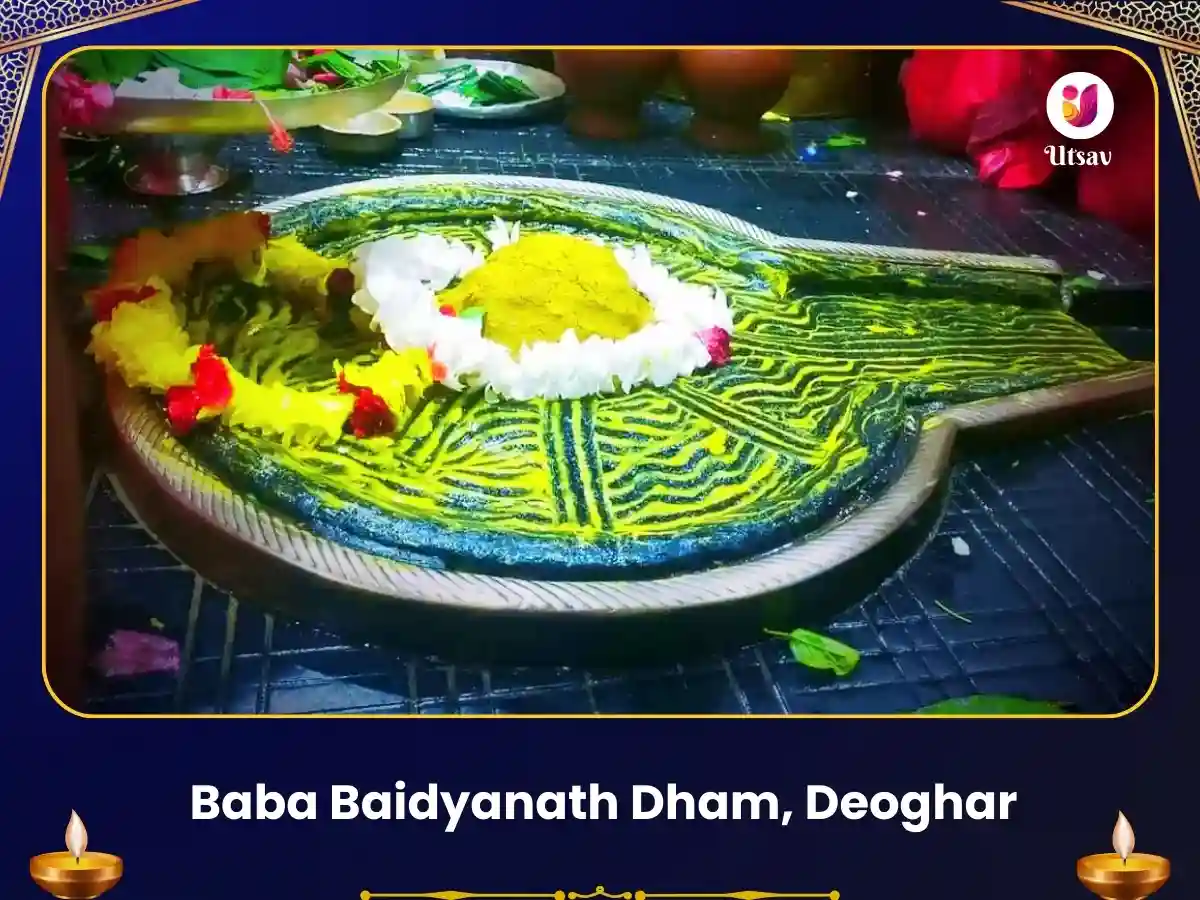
[92,74,409,135]
[102,175,1154,662]
[414,59,565,120]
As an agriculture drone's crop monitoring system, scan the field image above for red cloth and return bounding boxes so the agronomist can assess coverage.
[901,49,1068,189]
[901,49,1154,235]
[1073,51,1155,238]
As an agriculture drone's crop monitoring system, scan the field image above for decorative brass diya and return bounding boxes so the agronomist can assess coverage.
[1077,812,1170,900]
[1077,854,1170,900]
[30,812,123,900]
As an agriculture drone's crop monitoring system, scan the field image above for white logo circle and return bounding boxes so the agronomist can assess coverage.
[1046,72,1114,140]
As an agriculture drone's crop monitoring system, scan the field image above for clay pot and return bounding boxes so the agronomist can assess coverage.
[554,50,675,140]
[677,50,796,153]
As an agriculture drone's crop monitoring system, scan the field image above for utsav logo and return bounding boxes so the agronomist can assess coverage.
[1044,72,1115,166]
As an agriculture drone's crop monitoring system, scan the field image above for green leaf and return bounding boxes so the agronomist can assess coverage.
[305,51,373,85]
[1065,274,1103,291]
[70,244,112,265]
[824,133,867,148]
[915,695,1064,715]
[764,628,860,676]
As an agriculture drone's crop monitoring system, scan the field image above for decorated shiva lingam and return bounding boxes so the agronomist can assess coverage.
[1077,812,1170,900]
[53,49,410,196]
[29,812,123,900]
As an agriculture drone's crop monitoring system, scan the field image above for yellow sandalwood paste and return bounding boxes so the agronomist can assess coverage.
[437,233,653,354]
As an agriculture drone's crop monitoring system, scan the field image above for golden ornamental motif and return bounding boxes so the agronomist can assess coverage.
[1006,1,1200,51]
[361,889,838,900]
[1163,47,1200,196]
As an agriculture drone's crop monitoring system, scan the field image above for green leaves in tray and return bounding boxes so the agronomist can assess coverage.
[764,628,861,676]
[304,51,405,87]
[414,64,538,106]
[915,696,1065,715]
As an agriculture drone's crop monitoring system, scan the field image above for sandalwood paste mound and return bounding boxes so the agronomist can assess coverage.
[437,233,654,353]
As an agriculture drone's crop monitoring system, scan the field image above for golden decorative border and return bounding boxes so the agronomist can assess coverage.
[360,887,839,900]
[0,0,199,53]
[1008,1,1200,197]
[0,0,199,201]
[1004,1,1200,52]
[1162,47,1200,198]
[0,45,38,201]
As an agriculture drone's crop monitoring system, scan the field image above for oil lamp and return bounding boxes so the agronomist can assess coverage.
[29,811,124,900]
[1077,812,1170,900]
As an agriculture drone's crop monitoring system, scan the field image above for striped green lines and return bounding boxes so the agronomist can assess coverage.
[179,186,1143,571]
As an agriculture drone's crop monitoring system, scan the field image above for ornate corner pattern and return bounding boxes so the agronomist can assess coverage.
[1007,0,1200,197]
[0,45,39,200]
[1,0,200,53]
[360,888,839,900]
[1162,47,1200,197]
[0,0,199,203]
[1004,1,1200,52]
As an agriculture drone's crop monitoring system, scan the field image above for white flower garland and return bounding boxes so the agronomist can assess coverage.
[349,219,734,402]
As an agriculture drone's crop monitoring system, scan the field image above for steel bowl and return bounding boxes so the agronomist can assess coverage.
[377,90,435,138]
[319,111,404,156]
[120,133,230,196]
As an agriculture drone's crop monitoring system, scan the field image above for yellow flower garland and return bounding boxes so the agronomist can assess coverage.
[87,212,434,446]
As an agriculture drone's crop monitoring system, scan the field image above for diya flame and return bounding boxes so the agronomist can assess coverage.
[65,811,88,862]
[1113,811,1135,863]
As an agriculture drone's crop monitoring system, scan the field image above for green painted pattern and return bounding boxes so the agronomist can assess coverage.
[179,184,1144,575]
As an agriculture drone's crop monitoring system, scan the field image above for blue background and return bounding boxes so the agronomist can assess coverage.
[5,3,1190,900]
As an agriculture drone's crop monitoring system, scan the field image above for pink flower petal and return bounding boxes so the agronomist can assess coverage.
[94,630,181,678]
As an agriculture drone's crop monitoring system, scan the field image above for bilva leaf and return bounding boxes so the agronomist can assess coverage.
[916,695,1064,715]
[765,628,860,676]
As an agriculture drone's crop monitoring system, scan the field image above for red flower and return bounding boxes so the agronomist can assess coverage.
[213,86,254,101]
[255,97,295,153]
[1073,51,1155,237]
[164,386,204,435]
[252,211,271,239]
[51,69,114,131]
[269,120,295,153]
[698,327,732,367]
[91,283,158,322]
[438,304,457,317]
[338,373,396,438]
[325,267,356,298]
[164,346,234,435]
[902,49,1067,190]
[191,346,234,408]
[347,389,395,438]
